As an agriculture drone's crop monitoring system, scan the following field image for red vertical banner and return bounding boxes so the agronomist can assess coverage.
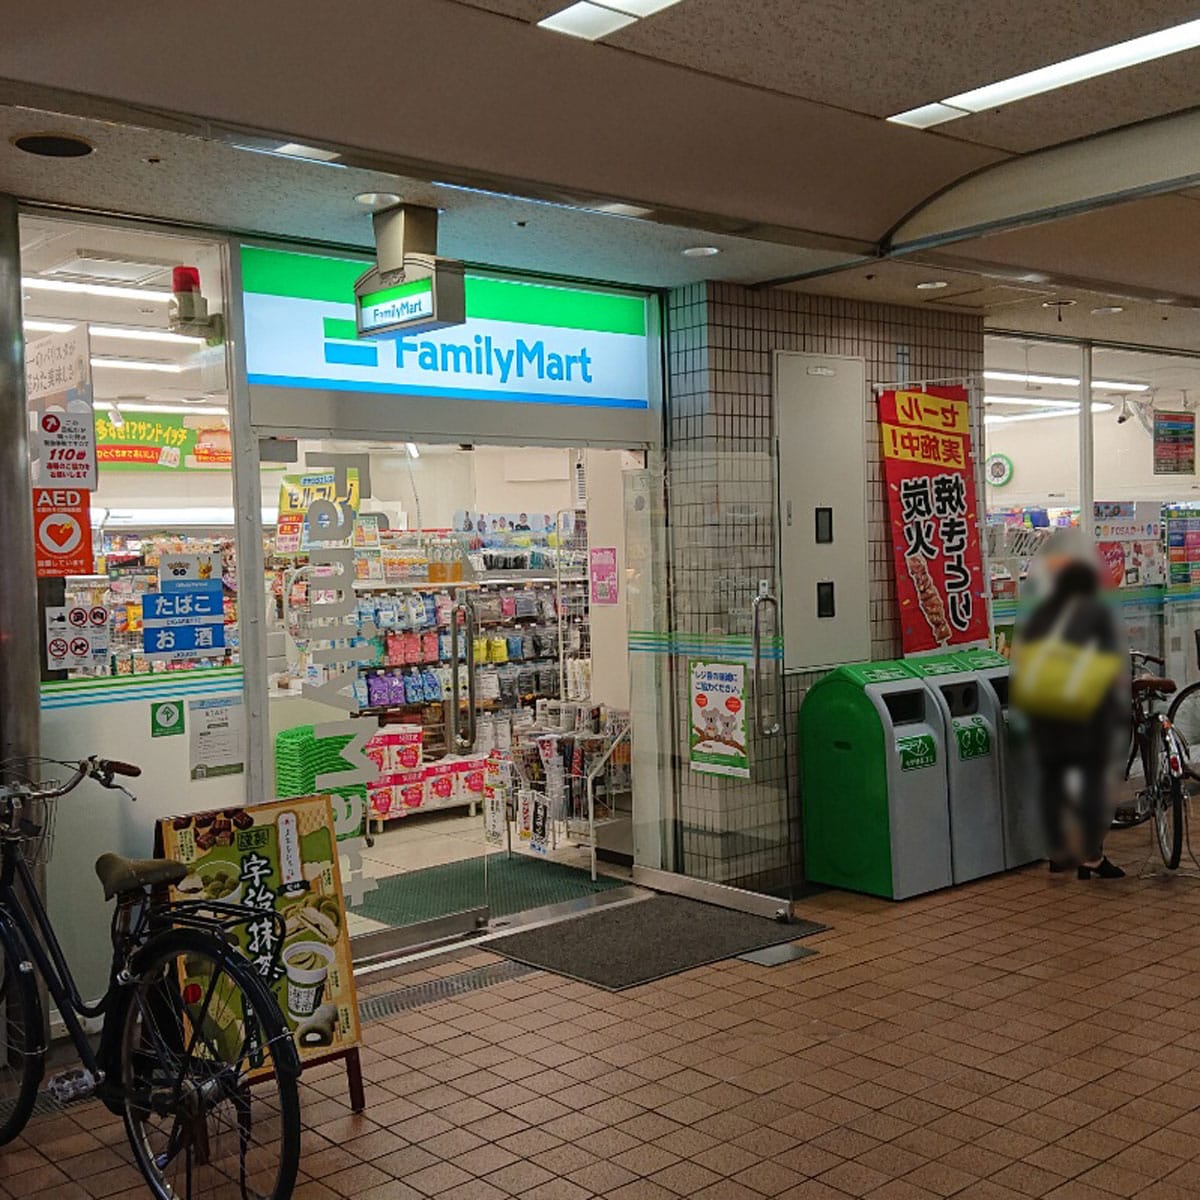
[879,387,989,653]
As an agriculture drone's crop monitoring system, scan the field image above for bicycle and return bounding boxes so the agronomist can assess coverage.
[1118,652,1187,869]
[0,755,301,1200]
[1166,629,1200,755]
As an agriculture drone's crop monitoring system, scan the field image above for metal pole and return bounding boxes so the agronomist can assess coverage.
[1079,343,1095,541]
[0,194,40,768]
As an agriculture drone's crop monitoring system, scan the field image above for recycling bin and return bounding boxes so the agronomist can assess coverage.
[956,648,1044,869]
[800,661,952,900]
[907,655,1005,883]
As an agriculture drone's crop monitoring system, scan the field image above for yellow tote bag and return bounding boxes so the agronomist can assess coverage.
[1011,602,1122,722]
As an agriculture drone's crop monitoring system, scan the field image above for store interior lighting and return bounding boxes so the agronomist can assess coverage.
[91,358,184,374]
[889,18,1200,127]
[983,369,1149,391]
[985,401,1114,424]
[94,506,276,528]
[405,442,421,458]
[984,396,1082,408]
[22,277,171,301]
[95,401,226,416]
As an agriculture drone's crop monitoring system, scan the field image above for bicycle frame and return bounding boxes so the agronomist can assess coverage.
[0,837,124,1080]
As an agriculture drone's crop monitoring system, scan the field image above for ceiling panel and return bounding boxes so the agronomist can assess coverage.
[0,106,860,289]
[944,49,1200,153]
[0,0,1000,245]
[459,0,1200,134]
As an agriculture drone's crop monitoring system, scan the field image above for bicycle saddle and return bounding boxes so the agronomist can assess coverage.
[1132,676,1176,696]
[94,852,188,901]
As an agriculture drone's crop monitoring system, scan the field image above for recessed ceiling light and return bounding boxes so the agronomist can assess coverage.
[605,0,683,14]
[406,442,421,459]
[355,192,401,208]
[1154,297,1177,305]
[22,277,170,302]
[682,246,720,257]
[1091,305,1124,315]
[538,2,636,39]
[916,280,949,290]
[590,201,655,218]
[889,17,1200,128]
[274,142,341,162]
[12,132,93,158]
[23,319,75,334]
[1042,299,1077,309]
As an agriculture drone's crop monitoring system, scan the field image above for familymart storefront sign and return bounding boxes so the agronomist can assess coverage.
[241,246,658,442]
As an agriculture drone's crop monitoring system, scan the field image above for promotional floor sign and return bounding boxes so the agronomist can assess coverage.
[689,661,749,778]
[26,326,97,490]
[879,388,989,653]
[157,795,361,1065]
[33,487,93,577]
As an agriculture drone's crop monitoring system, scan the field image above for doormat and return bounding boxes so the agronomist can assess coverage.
[489,894,829,990]
[350,855,625,928]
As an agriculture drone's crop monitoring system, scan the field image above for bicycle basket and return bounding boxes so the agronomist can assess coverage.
[0,786,58,866]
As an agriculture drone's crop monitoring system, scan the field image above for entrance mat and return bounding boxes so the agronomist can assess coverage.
[489,894,829,990]
[351,855,625,928]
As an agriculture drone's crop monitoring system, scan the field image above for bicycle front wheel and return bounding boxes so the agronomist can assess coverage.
[1168,681,1200,751]
[0,913,43,1146]
[1154,774,1185,870]
[117,928,301,1200]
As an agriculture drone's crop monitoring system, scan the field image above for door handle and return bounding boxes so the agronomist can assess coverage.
[752,592,783,738]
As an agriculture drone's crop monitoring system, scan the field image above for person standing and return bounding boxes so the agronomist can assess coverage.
[1014,546,1126,879]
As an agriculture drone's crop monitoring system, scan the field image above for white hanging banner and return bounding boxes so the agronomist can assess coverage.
[25,326,98,490]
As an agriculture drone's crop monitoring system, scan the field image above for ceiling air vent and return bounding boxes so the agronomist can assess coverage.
[42,250,176,286]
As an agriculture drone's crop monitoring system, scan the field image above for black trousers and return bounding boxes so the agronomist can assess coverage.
[1039,755,1109,862]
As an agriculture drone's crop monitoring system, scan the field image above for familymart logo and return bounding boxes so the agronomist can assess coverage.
[242,246,651,410]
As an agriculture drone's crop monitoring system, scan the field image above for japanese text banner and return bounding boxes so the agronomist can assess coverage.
[879,387,989,654]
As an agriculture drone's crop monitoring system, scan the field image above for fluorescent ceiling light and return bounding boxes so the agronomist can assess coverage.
[23,277,170,301]
[90,325,205,345]
[100,506,272,528]
[890,18,1200,128]
[538,2,637,39]
[96,401,226,415]
[24,318,75,333]
[682,246,720,257]
[985,395,1081,408]
[605,0,683,14]
[91,358,184,373]
[406,442,421,459]
[986,401,1114,424]
[983,369,1149,392]
[275,142,340,162]
[916,280,949,290]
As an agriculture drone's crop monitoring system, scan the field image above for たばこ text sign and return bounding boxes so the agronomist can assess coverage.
[142,581,226,661]
[879,388,988,654]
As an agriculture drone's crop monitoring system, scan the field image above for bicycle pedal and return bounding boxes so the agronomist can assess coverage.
[47,1067,97,1105]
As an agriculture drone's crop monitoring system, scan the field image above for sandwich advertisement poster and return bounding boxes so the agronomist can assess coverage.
[879,387,989,654]
[94,412,232,471]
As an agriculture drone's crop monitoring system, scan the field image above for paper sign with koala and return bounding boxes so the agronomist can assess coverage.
[689,660,749,778]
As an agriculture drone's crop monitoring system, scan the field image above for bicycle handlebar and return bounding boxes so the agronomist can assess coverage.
[1132,650,1165,667]
[3,757,141,802]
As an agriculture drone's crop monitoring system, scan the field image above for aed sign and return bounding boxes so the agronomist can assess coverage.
[242,245,652,411]
[32,487,93,577]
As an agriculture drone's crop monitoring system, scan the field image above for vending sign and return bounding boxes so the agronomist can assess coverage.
[32,487,93,577]
[879,388,988,654]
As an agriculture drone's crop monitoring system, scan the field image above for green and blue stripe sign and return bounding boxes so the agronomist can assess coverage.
[241,247,651,410]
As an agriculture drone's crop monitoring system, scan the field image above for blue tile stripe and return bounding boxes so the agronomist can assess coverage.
[324,342,379,368]
[41,670,243,710]
[628,631,783,660]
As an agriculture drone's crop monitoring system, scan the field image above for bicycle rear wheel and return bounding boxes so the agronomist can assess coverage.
[0,914,42,1146]
[1152,730,1185,870]
[1168,682,1200,754]
[117,928,301,1200]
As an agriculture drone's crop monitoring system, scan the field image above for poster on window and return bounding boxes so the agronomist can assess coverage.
[156,795,361,1066]
[689,660,749,778]
[879,387,989,654]
[26,326,98,490]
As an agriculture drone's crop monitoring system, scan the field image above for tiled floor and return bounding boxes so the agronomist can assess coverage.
[4,817,1200,1199]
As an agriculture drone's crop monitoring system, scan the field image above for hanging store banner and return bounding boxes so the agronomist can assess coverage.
[25,326,98,490]
[33,487,93,577]
[879,387,989,653]
[94,412,231,471]
[1153,410,1195,475]
[241,246,651,411]
[156,795,361,1065]
[689,660,749,778]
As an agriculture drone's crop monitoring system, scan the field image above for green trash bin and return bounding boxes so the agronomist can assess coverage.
[800,661,953,899]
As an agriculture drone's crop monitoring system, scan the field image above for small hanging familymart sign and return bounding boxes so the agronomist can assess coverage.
[241,246,652,410]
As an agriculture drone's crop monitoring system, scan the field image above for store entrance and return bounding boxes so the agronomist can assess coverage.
[265,439,639,957]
